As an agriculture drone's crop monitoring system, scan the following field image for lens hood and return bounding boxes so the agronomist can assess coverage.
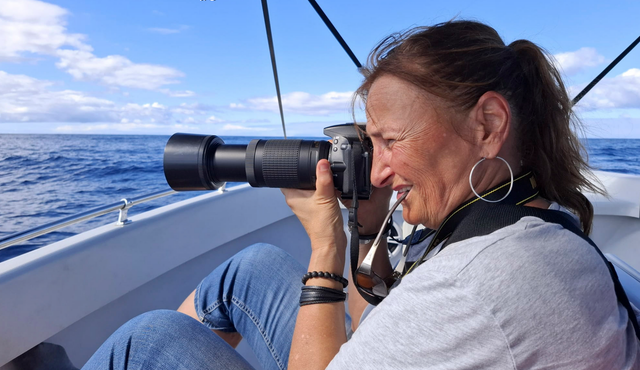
[163,133,225,190]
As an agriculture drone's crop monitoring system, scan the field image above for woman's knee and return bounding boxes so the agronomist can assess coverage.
[234,243,293,268]
[84,310,199,368]
[201,243,299,287]
[116,310,197,341]
[85,310,252,369]
[193,244,304,330]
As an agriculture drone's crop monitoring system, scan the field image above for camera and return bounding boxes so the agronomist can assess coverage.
[163,123,372,199]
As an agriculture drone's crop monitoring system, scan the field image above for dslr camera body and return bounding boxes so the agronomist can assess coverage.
[163,123,372,200]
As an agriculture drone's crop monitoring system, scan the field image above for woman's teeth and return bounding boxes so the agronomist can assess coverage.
[398,187,412,194]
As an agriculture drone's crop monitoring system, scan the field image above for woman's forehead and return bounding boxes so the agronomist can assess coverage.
[365,75,439,133]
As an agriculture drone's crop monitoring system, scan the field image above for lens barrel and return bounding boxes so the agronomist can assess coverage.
[163,133,330,191]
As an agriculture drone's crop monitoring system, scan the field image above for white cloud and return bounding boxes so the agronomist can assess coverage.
[56,50,184,90]
[206,115,224,123]
[148,27,180,35]
[582,118,640,139]
[553,47,606,76]
[55,122,160,132]
[160,89,196,97]
[0,71,118,122]
[54,122,199,133]
[231,91,353,116]
[221,124,270,132]
[171,102,215,115]
[148,26,189,35]
[173,123,197,130]
[0,70,209,126]
[572,68,640,110]
[0,0,89,61]
[1,0,190,93]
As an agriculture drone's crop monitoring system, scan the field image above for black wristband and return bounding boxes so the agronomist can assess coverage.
[358,216,393,244]
[358,232,387,244]
[299,286,346,306]
[302,271,348,288]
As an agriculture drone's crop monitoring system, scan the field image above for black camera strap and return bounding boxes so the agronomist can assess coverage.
[405,171,539,275]
[441,203,640,340]
[348,147,361,291]
[352,171,539,306]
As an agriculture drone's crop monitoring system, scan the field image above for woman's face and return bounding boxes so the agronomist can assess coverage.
[366,74,480,229]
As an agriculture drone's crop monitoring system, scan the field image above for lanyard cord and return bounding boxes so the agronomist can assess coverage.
[352,171,538,305]
[405,171,539,276]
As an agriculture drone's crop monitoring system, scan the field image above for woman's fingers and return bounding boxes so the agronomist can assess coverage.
[280,160,346,252]
[315,159,337,200]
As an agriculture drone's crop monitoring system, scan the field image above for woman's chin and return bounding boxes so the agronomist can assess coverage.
[402,208,437,229]
[402,208,421,227]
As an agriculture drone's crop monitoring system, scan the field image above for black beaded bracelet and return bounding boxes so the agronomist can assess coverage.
[300,286,346,306]
[301,271,348,288]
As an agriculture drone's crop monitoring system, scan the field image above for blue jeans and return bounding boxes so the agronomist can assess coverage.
[82,244,306,370]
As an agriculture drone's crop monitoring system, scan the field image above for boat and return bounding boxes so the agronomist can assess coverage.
[1,2,639,368]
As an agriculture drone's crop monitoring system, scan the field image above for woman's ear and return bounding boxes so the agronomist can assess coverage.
[469,91,511,158]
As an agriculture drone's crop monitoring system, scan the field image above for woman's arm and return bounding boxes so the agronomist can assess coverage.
[283,160,392,369]
[289,248,348,368]
[283,159,348,369]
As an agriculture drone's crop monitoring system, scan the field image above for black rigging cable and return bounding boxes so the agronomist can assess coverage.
[572,35,640,106]
[308,0,362,70]
[261,0,287,139]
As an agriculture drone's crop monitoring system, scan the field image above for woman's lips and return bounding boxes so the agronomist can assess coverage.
[396,186,412,200]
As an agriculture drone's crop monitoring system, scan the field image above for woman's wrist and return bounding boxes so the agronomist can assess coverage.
[306,250,346,290]
[357,217,390,237]
[308,246,345,272]
[358,226,383,236]
[356,209,389,234]
[310,227,347,252]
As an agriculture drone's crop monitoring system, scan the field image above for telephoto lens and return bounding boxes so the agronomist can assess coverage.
[163,134,331,191]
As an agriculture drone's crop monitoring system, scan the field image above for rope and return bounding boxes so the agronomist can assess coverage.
[572,35,640,106]
[308,0,362,70]
[261,0,287,138]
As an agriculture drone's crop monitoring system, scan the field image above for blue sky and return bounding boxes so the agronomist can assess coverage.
[0,0,638,137]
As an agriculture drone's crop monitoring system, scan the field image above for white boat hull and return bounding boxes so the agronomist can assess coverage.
[0,170,638,368]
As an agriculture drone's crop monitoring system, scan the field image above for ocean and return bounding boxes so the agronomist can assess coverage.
[1,134,639,263]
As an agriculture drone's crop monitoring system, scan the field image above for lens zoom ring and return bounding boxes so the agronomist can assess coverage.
[262,140,301,187]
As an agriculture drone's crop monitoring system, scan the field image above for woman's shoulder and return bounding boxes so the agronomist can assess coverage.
[339,209,631,369]
[441,214,611,296]
[427,202,588,273]
[421,203,592,278]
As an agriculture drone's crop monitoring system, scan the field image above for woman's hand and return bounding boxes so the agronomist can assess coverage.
[281,159,347,253]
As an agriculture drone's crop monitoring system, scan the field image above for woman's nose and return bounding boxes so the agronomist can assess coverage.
[370,153,393,188]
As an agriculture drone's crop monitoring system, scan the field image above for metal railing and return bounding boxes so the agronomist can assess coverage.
[0,189,178,251]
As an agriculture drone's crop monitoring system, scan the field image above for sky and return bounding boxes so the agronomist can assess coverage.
[0,0,638,138]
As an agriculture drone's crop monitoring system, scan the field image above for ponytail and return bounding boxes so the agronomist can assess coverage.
[509,40,604,234]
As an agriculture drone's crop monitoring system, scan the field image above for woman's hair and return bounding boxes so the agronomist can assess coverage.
[355,20,604,234]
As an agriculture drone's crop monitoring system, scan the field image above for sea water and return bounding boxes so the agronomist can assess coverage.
[1,134,639,262]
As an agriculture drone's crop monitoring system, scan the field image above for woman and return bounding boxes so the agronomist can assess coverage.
[83,20,639,369]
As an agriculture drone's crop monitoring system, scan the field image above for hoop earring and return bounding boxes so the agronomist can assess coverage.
[469,156,513,203]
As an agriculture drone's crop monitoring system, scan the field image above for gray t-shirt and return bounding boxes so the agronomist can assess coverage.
[329,216,640,369]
